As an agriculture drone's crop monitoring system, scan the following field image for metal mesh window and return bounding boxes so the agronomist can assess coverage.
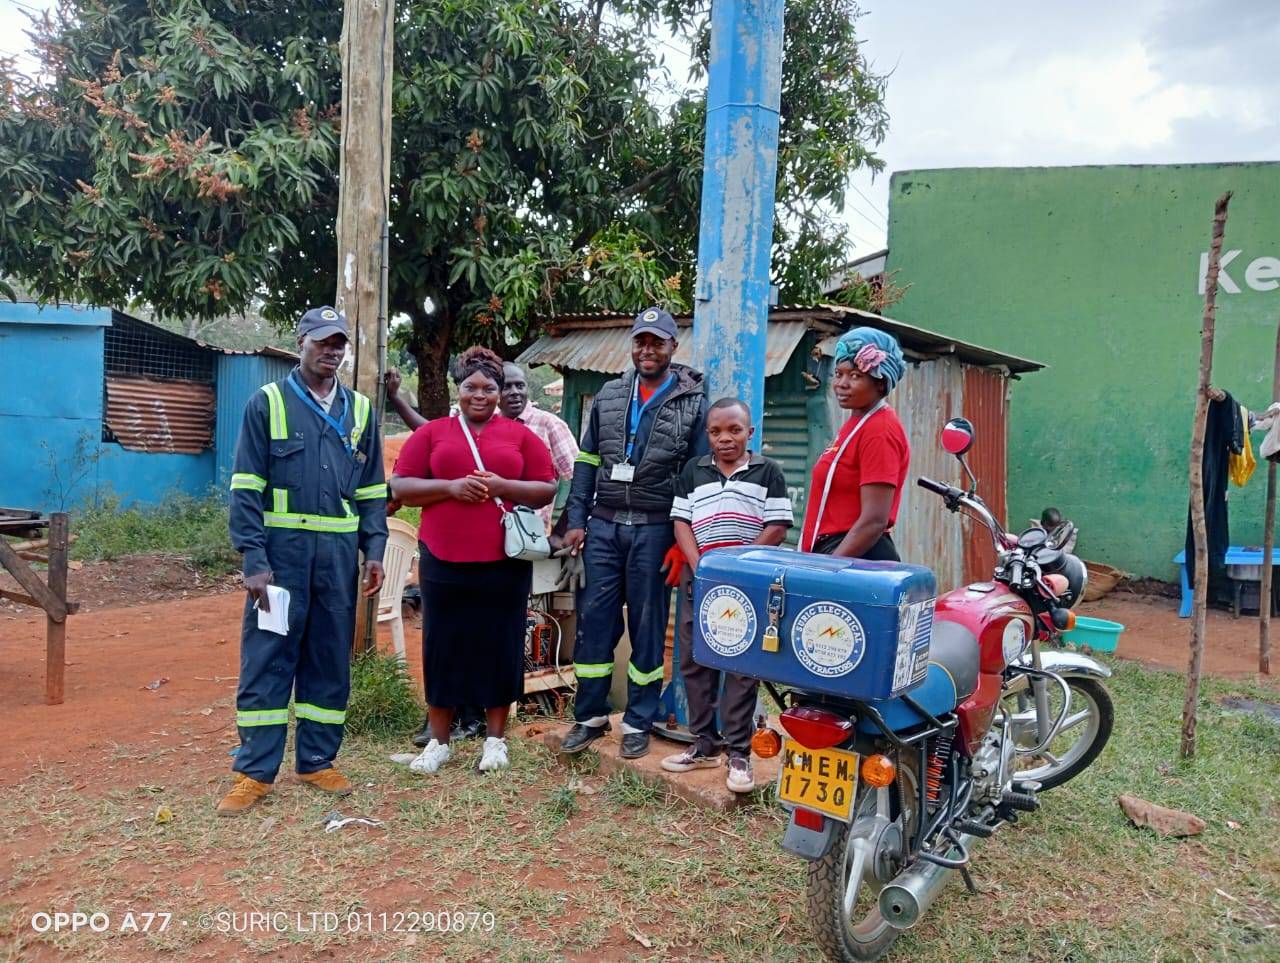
[104,312,215,383]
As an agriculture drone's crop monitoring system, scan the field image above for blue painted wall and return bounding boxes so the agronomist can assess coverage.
[214,354,296,487]
[0,304,110,510]
[0,301,256,511]
[97,444,217,505]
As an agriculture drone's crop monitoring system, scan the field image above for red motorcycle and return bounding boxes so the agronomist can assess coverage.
[764,418,1114,961]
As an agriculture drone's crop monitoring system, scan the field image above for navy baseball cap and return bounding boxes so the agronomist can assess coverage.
[631,306,678,341]
[298,306,350,342]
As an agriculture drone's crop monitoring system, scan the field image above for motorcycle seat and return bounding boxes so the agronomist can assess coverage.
[855,620,980,735]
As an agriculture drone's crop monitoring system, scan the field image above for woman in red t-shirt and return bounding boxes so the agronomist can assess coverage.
[390,346,555,775]
[800,327,911,560]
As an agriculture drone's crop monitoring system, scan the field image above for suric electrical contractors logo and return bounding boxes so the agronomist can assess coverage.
[698,586,757,658]
[792,602,866,677]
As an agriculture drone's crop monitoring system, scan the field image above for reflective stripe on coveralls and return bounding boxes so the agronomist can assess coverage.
[237,708,290,727]
[258,382,367,530]
[295,703,347,725]
[230,473,267,492]
[574,662,614,679]
[628,662,665,686]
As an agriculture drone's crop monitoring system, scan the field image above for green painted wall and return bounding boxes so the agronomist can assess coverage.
[885,163,1280,580]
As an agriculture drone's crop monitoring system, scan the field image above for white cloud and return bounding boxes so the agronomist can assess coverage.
[845,0,1280,255]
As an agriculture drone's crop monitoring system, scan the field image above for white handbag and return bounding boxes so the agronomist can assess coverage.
[458,417,552,562]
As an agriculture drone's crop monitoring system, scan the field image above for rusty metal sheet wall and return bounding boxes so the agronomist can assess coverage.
[104,376,215,454]
[893,357,966,592]
[517,321,808,377]
[961,366,1010,584]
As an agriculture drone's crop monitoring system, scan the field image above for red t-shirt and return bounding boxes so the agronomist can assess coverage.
[637,381,657,404]
[800,406,910,550]
[393,415,555,563]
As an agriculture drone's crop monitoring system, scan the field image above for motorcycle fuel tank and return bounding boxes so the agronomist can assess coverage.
[693,547,937,702]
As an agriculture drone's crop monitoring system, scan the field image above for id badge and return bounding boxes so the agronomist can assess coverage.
[611,463,636,483]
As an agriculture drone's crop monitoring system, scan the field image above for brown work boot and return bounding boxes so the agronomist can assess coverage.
[298,767,354,795]
[215,774,272,816]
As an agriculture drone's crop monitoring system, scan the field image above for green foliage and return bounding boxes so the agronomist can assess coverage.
[828,267,910,315]
[71,492,238,575]
[542,783,579,825]
[345,651,424,740]
[0,0,887,415]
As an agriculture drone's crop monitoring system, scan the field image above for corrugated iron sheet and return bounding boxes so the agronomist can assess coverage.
[962,366,1010,584]
[213,354,296,482]
[761,393,812,546]
[105,376,214,454]
[893,357,966,592]
[518,321,809,377]
[539,305,1044,374]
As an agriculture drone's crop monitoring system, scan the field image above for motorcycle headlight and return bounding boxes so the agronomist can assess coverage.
[1001,618,1029,663]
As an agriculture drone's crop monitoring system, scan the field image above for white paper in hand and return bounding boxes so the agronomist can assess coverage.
[256,585,290,635]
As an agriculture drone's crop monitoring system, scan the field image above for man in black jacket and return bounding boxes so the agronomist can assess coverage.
[559,307,707,759]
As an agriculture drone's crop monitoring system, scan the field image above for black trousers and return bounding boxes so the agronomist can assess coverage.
[811,531,900,561]
[678,567,758,758]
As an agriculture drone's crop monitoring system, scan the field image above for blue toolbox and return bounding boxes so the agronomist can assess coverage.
[692,547,937,701]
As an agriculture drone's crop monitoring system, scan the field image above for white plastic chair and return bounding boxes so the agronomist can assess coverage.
[378,517,419,660]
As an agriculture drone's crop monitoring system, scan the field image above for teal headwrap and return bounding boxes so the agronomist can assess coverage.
[833,326,906,391]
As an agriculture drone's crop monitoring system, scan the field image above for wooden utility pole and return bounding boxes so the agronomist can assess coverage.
[1259,317,1280,676]
[336,0,395,654]
[1181,191,1232,760]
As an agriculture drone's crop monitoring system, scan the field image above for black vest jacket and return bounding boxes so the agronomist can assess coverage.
[592,364,704,514]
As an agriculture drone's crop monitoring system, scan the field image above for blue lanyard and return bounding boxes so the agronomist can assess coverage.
[286,371,352,454]
[625,373,674,462]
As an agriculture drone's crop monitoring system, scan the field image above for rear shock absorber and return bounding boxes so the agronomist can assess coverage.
[925,731,954,808]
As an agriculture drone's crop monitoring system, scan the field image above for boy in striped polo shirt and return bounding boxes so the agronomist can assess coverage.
[662,398,793,792]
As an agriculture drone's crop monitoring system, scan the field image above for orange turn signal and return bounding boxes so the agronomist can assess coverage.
[752,727,783,759]
[1063,610,1077,631]
[861,753,896,788]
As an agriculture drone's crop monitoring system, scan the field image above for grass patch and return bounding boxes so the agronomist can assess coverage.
[345,651,423,739]
[71,493,237,575]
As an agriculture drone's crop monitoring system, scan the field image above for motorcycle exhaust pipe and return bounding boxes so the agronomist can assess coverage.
[877,833,975,930]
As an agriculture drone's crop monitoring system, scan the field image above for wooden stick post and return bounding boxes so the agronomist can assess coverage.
[1260,317,1280,676]
[46,512,69,705]
[336,0,395,656]
[1182,192,1232,759]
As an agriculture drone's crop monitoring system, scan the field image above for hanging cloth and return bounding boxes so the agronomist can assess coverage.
[1229,405,1256,486]
[1185,392,1241,588]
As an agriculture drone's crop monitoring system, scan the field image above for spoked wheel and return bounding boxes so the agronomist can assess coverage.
[1004,676,1113,790]
[806,757,919,962]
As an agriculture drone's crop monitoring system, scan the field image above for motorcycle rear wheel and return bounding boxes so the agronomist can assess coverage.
[806,760,919,963]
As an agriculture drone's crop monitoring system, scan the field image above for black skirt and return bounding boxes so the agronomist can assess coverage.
[420,544,531,709]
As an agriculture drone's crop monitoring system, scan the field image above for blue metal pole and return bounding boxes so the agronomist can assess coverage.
[659,0,785,739]
[689,0,785,446]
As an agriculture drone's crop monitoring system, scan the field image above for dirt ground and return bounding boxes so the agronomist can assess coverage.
[1080,590,1275,678]
[3,567,1273,778]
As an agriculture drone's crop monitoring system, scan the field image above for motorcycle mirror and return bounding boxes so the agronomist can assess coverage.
[941,418,975,456]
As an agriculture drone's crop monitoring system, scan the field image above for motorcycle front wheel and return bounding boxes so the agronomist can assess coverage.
[1005,675,1113,790]
[805,758,919,963]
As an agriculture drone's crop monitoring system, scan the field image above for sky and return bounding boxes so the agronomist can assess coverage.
[3,0,1276,260]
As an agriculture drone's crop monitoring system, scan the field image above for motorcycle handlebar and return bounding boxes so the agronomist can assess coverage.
[917,477,954,496]
[916,476,1008,545]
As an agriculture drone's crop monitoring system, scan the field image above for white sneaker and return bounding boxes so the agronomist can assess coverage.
[478,736,509,772]
[409,739,451,774]
[726,756,756,794]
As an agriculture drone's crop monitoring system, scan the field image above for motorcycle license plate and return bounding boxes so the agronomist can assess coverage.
[777,739,858,822]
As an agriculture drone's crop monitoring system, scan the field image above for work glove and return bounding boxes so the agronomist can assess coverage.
[552,547,587,591]
[660,544,686,588]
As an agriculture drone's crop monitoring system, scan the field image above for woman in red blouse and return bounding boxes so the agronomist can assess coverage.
[390,346,556,774]
[800,327,911,560]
